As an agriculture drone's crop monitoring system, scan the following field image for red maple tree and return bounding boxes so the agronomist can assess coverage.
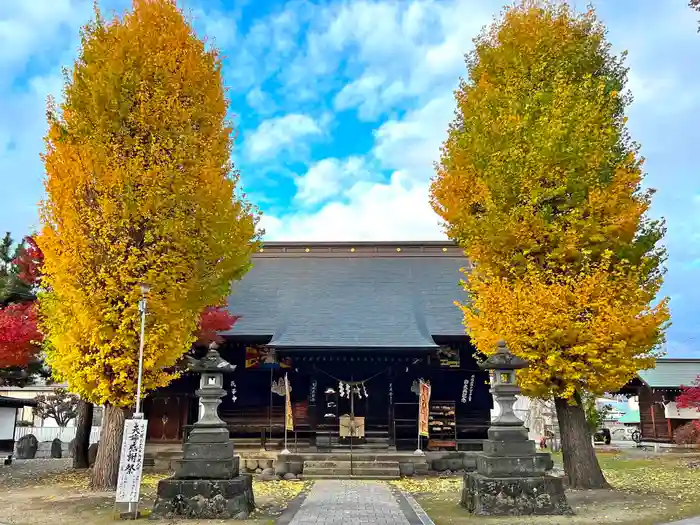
[13,235,44,286]
[0,302,43,367]
[2,235,236,371]
[677,377,700,407]
[196,306,239,346]
[0,235,45,377]
[677,375,700,430]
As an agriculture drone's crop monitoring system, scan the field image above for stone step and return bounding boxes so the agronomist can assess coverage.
[144,450,182,459]
[285,453,432,462]
[304,460,400,469]
[316,428,389,433]
[329,442,391,449]
[304,467,399,476]
[303,474,398,480]
[303,458,400,479]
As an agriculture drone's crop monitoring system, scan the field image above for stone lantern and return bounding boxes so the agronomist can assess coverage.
[151,342,255,520]
[487,340,528,428]
[186,342,236,443]
[460,340,571,516]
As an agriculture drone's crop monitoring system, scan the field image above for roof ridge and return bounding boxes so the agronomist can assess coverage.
[261,241,456,246]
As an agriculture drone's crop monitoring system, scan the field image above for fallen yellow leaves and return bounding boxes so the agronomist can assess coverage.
[37,471,169,493]
[253,479,310,503]
[140,473,169,489]
[248,479,312,519]
[390,476,462,495]
[35,468,311,505]
[602,456,700,502]
[39,470,90,490]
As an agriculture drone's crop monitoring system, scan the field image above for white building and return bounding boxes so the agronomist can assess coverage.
[0,381,74,427]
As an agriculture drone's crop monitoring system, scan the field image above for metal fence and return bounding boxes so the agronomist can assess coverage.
[14,426,101,444]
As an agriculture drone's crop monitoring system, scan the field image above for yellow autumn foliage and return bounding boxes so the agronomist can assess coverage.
[430,1,670,399]
[37,0,260,406]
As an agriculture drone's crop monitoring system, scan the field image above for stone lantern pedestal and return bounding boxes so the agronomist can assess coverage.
[460,341,571,516]
[151,343,254,520]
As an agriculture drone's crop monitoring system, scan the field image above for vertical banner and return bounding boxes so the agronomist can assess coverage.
[418,380,431,437]
[284,373,294,432]
[115,419,148,503]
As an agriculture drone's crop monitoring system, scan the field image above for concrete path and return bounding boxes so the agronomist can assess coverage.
[286,480,418,525]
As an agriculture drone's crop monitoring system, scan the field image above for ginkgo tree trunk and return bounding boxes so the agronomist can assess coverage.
[38,0,259,491]
[430,1,669,489]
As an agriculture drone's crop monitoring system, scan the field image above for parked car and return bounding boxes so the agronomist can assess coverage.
[593,427,612,445]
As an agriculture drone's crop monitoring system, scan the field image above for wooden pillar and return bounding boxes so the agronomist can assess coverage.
[309,370,318,447]
[179,396,188,441]
[650,405,657,439]
[388,365,394,446]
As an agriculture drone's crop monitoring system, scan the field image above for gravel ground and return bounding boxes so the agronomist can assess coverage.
[0,458,73,488]
[0,459,307,525]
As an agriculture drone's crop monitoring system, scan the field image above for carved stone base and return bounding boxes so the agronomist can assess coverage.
[460,472,572,516]
[150,475,254,520]
[174,424,239,480]
[174,454,240,480]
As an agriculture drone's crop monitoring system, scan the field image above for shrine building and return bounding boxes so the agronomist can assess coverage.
[143,241,493,452]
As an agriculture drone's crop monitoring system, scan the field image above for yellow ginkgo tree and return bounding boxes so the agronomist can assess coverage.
[38,0,260,490]
[430,1,669,489]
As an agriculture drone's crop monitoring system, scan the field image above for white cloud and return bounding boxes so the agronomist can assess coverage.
[627,71,699,116]
[221,2,310,90]
[256,0,700,246]
[244,113,325,160]
[0,0,92,78]
[190,7,238,49]
[373,95,453,177]
[263,174,443,241]
[255,0,481,240]
[209,0,493,116]
[266,91,454,239]
[333,74,391,119]
[294,156,374,205]
[245,86,276,115]
[0,0,93,238]
[284,0,492,117]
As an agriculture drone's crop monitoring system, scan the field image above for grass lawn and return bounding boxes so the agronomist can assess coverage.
[392,451,700,525]
[0,460,310,525]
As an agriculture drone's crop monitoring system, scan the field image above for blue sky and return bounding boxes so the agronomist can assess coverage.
[0,0,698,357]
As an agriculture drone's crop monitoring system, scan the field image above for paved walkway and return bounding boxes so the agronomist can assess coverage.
[287,480,417,525]
[281,478,700,525]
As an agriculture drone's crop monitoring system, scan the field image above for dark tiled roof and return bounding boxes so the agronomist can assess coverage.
[0,395,37,408]
[223,242,470,348]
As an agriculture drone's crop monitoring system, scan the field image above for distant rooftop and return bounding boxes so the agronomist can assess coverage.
[618,409,640,424]
[637,359,700,389]
[0,395,37,408]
